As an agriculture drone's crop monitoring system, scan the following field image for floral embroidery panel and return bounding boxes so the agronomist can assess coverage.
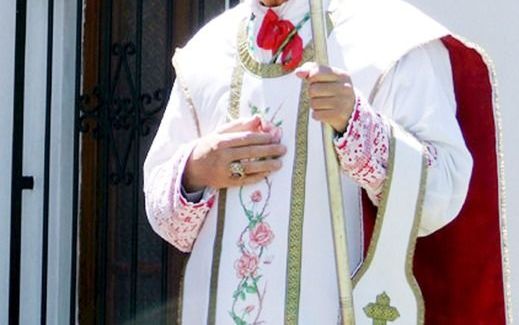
[229,104,283,325]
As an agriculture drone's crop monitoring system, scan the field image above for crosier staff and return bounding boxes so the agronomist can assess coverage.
[308,0,355,323]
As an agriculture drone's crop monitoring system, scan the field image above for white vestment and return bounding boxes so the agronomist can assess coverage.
[143,0,473,323]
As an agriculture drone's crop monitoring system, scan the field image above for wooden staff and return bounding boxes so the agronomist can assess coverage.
[308,0,355,323]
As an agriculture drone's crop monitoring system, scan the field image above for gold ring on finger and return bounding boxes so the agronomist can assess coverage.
[229,161,246,179]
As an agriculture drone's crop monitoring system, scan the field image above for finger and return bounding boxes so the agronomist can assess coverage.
[297,63,351,84]
[310,97,341,110]
[294,61,318,79]
[294,61,315,79]
[216,131,274,150]
[308,82,352,98]
[229,144,287,161]
[217,115,262,134]
[241,159,283,174]
[311,109,343,122]
[229,172,272,188]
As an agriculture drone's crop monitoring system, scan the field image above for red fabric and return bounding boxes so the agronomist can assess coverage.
[280,34,303,71]
[256,9,303,71]
[361,36,506,324]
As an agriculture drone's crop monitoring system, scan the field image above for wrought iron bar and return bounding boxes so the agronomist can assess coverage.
[9,0,28,323]
[40,0,55,323]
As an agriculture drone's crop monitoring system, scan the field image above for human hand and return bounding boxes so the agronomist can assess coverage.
[183,116,286,192]
[295,62,355,133]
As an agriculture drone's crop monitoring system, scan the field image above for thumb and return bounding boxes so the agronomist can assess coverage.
[217,115,262,134]
[294,61,318,79]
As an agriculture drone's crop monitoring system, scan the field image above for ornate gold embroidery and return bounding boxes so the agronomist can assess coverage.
[229,57,245,120]
[363,292,400,324]
[284,80,312,325]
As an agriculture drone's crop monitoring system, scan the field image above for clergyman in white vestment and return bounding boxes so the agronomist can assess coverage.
[143,0,474,323]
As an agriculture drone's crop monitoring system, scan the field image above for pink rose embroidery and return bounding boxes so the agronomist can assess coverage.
[251,190,263,203]
[235,252,259,279]
[244,305,255,314]
[249,222,275,248]
[230,108,280,324]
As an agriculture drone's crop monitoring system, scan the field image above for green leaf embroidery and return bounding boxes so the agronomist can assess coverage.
[245,285,257,294]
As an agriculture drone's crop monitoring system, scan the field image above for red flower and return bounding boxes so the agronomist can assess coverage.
[235,252,259,278]
[249,222,275,248]
[281,34,303,71]
[251,190,263,203]
[256,9,304,71]
[257,9,293,54]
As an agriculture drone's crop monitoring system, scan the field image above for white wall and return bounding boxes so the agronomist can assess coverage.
[405,0,519,320]
[45,0,78,323]
[0,1,16,325]
[19,0,49,322]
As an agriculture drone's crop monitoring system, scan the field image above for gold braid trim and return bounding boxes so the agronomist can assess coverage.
[284,80,312,325]
[207,56,245,324]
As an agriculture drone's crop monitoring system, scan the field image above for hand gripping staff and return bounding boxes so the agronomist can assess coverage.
[308,0,355,323]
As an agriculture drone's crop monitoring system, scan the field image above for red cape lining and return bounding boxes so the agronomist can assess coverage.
[361,36,506,324]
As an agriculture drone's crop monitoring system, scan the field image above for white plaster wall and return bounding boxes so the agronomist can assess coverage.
[45,0,78,323]
[0,2,17,325]
[18,0,49,323]
[405,0,519,320]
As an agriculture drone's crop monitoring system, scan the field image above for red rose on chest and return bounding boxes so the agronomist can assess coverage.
[257,9,293,54]
[256,9,304,71]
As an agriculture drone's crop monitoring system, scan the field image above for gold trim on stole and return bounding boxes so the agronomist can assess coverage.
[207,60,245,324]
[352,125,427,325]
[284,80,312,325]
